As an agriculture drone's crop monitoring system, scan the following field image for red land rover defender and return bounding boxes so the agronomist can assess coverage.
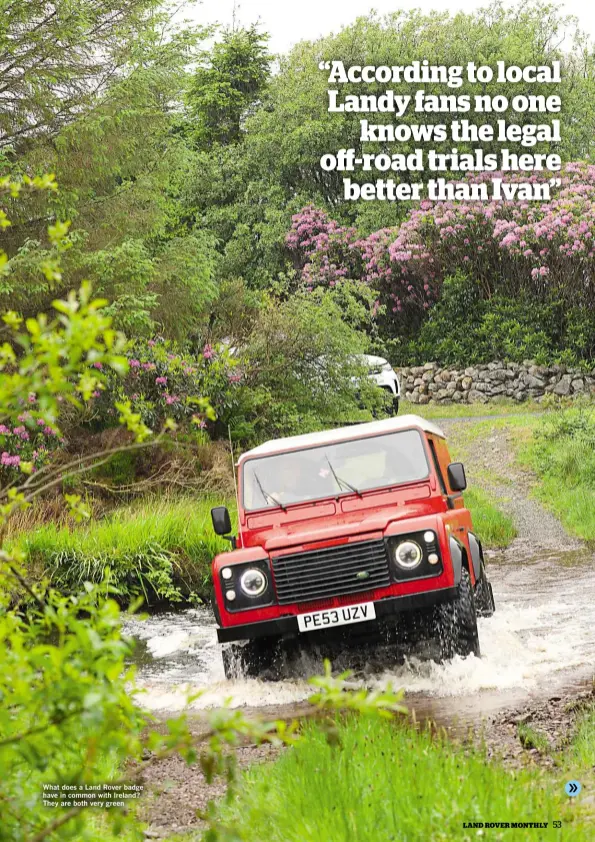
[210,415,495,678]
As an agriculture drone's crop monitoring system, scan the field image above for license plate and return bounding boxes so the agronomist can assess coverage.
[297,601,376,633]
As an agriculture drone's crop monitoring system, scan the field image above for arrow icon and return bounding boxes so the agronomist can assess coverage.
[565,780,582,797]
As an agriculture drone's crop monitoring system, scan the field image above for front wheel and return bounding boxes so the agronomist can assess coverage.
[381,390,399,417]
[433,568,480,660]
[474,562,496,617]
[222,638,282,680]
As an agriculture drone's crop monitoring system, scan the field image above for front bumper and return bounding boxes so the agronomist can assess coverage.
[216,586,457,643]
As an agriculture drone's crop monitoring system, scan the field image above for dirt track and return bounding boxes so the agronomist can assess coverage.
[439,416,582,549]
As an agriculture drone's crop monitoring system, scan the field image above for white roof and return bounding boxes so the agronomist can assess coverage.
[239,415,446,462]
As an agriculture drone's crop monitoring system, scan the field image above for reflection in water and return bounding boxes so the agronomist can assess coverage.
[122,544,595,724]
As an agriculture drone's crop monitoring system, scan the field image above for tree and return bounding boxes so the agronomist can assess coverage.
[180,1,595,291]
[242,1,595,225]
[185,25,271,149]
[0,1,221,340]
[0,0,171,149]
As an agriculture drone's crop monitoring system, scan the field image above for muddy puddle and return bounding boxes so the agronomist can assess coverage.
[122,543,595,730]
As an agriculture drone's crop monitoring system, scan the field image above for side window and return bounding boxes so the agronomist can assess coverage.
[428,438,447,494]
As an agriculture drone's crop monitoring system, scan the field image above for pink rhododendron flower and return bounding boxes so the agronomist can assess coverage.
[1,453,20,467]
[287,163,595,320]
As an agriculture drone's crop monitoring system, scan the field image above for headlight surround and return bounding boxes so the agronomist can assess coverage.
[394,540,423,570]
[219,559,274,612]
[239,567,268,597]
[386,531,443,581]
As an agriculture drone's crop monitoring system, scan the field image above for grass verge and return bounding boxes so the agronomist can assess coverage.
[16,496,232,606]
[519,405,595,541]
[213,715,591,841]
[464,487,517,548]
[400,398,546,419]
[568,703,595,769]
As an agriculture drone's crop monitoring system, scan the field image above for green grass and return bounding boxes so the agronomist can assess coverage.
[520,406,595,541]
[213,715,591,841]
[525,475,595,541]
[446,413,540,458]
[464,487,517,548]
[86,751,145,842]
[517,723,551,753]
[400,398,546,419]
[567,703,595,770]
[17,496,233,605]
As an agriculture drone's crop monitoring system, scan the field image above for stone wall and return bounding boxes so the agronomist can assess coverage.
[399,361,595,405]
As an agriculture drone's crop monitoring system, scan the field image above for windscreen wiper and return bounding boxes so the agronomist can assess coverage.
[253,472,287,511]
[325,456,363,498]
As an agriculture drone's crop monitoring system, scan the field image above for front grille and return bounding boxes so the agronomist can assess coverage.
[271,539,390,605]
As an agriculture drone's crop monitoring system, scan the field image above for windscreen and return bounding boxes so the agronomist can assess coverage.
[243,429,430,511]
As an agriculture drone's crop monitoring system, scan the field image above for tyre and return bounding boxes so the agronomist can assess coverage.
[433,568,481,660]
[378,388,399,417]
[474,562,496,617]
[221,638,281,680]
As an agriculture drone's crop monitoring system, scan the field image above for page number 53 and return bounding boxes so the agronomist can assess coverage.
[553,821,562,828]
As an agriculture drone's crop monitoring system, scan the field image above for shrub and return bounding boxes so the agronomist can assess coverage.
[286,205,362,289]
[406,271,572,365]
[0,589,150,842]
[288,164,595,362]
[85,336,237,434]
[0,408,64,484]
[237,288,388,441]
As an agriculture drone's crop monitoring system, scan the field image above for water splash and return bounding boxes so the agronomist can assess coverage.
[122,546,595,715]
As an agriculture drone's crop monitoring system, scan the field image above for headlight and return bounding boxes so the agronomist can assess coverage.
[239,567,268,597]
[394,540,423,570]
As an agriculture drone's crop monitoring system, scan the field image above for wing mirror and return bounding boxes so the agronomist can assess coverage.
[447,462,467,492]
[211,506,235,546]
